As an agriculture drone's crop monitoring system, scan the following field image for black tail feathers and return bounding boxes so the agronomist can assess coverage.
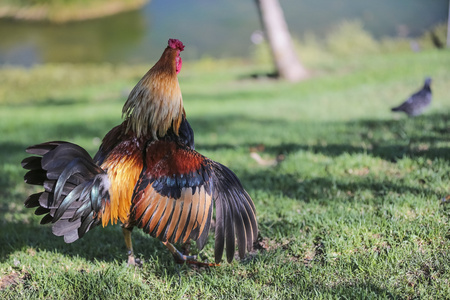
[211,162,258,263]
[22,141,110,243]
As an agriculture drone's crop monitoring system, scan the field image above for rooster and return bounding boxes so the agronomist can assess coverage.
[21,39,258,266]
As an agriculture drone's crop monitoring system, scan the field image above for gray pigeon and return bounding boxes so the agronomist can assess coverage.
[391,77,432,116]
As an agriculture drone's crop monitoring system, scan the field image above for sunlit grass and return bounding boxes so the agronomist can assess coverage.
[1,48,450,298]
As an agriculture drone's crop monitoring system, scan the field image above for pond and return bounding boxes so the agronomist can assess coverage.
[0,0,447,66]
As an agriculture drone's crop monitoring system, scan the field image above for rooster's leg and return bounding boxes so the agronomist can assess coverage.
[162,241,219,267]
[162,241,197,263]
[122,226,141,267]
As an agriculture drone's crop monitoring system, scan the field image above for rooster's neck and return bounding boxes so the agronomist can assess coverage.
[122,68,184,139]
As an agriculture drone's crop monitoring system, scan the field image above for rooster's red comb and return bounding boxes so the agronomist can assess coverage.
[168,39,185,51]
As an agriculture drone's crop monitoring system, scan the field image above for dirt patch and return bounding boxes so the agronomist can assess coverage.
[0,270,31,290]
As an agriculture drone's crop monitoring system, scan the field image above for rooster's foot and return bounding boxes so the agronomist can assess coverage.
[127,255,143,268]
[162,241,219,267]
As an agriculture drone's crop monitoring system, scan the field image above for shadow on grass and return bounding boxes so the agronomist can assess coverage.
[260,142,450,163]
[240,171,433,203]
[191,111,450,162]
[1,109,448,282]
[0,219,184,277]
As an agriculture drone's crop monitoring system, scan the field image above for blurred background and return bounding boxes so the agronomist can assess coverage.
[0,0,448,66]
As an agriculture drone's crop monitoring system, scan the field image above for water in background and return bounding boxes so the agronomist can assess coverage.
[0,0,447,66]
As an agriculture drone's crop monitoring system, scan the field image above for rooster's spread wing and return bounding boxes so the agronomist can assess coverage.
[130,139,257,263]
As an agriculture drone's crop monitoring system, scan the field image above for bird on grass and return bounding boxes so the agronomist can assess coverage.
[21,39,258,267]
[391,77,432,117]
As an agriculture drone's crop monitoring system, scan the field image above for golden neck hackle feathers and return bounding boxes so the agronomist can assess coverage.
[122,47,184,139]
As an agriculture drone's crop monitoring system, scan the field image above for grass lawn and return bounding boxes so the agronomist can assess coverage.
[0,49,449,299]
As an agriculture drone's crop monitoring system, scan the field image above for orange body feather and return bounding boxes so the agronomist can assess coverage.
[100,149,142,226]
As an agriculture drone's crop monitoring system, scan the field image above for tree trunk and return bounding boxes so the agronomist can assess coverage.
[255,0,308,82]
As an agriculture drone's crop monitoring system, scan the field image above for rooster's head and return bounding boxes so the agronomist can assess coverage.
[122,39,186,139]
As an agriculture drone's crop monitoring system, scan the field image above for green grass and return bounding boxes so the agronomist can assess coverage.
[1,49,450,299]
